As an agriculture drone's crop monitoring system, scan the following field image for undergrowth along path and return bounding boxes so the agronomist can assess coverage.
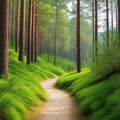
[30,78,88,120]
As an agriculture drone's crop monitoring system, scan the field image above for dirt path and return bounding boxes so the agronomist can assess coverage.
[29,78,88,120]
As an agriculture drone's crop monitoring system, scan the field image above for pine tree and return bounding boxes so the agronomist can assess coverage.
[19,0,25,62]
[76,0,81,73]
[0,0,8,77]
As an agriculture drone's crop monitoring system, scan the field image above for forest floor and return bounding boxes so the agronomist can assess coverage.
[28,77,88,120]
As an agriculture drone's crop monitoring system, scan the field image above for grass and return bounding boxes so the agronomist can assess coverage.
[56,68,120,120]
[0,49,66,120]
[41,54,76,72]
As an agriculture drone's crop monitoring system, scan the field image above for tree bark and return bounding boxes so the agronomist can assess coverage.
[11,0,14,45]
[15,0,20,52]
[27,0,33,64]
[92,0,95,63]
[95,0,98,63]
[34,15,37,62]
[54,0,58,65]
[0,0,8,78]
[31,0,35,62]
[118,0,120,44]
[111,0,113,41]
[116,3,118,31]
[106,0,109,48]
[19,0,25,62]
[48,37,50,62]
[76,0,81,73]
[9,1,11,40]
[62,39,64,58]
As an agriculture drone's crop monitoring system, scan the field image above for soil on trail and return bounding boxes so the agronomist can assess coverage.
[29,78,88,120]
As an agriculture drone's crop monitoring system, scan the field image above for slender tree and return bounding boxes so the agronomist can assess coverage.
[31,0,35,62]
[9,0,12,40]
[61,39,64,58]
[116,3,118,31]
[19,0,25,62]
[111,0,113,41]
[94,0,98,63]
[0,0,8,77]
[34,15,37,62]
[11,0,14,45]
[92,0,95,63]
[106,0,109,48]
[27,0,33,64]
[54,0,58,65]
[15,0,20,52]
[48,36,50,62]
[118,0,120,43]
[76,0,81,73]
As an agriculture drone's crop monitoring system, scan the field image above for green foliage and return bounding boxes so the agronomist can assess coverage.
[0,49,66,120]
[56,69,120,120]
[41,54,76,72]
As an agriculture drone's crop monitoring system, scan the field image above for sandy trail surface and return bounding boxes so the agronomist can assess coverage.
[29,78,88,120]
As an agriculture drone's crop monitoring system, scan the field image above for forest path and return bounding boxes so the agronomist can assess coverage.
[29,77,88,120]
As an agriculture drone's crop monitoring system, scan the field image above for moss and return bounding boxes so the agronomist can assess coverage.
[56,68,120,120]
[0,48,73,120]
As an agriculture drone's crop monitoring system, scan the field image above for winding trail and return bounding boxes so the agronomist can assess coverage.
[29,78,88,120]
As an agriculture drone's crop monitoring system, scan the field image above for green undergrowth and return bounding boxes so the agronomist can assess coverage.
[0,49,65,120]
[56,68,120,120]
[41,54,76,72]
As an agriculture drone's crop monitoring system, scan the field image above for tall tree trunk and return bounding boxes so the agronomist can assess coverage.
[92,0,95,63]
[31,0,35,62]
[111,0,113,42]
[34,15,37,62]
[106,0,109,48]
[116,3,118,31]
[54,0,58,65]
[0,0,8,78]
[27,0,33,64]
[48,37,50,62]
[39,31,42,56]
[15,0,20,52]
[19,0,25,62]
[9,1,11,40]
[11,0,14,45]
[62,39,64,58]
[76,0,81,73]
[118,0,120,44]
[41,31,44,54]
[95,0,98,63]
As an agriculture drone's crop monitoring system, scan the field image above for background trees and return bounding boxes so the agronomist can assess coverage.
[7,0,120,72]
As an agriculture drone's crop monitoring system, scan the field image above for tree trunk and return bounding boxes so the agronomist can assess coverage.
[118,0,120,44]
[54,0,58,65]
[76,0,81,73]
[92,0,95,63]
[11,0,14,45]
[15,0,20,52]
[62,39,64,58]
[116,3,118,31]
[9,1,11,40]
[0,0,8,78]
[106,0,109,48]
[31,0,35,62]
[34,15,37,62]
[111,0,113,42]
[95,0,98,63]
[27,0,33,64]
[19,0,25,62]
[48,37,50,62]
[39,31,42,56]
